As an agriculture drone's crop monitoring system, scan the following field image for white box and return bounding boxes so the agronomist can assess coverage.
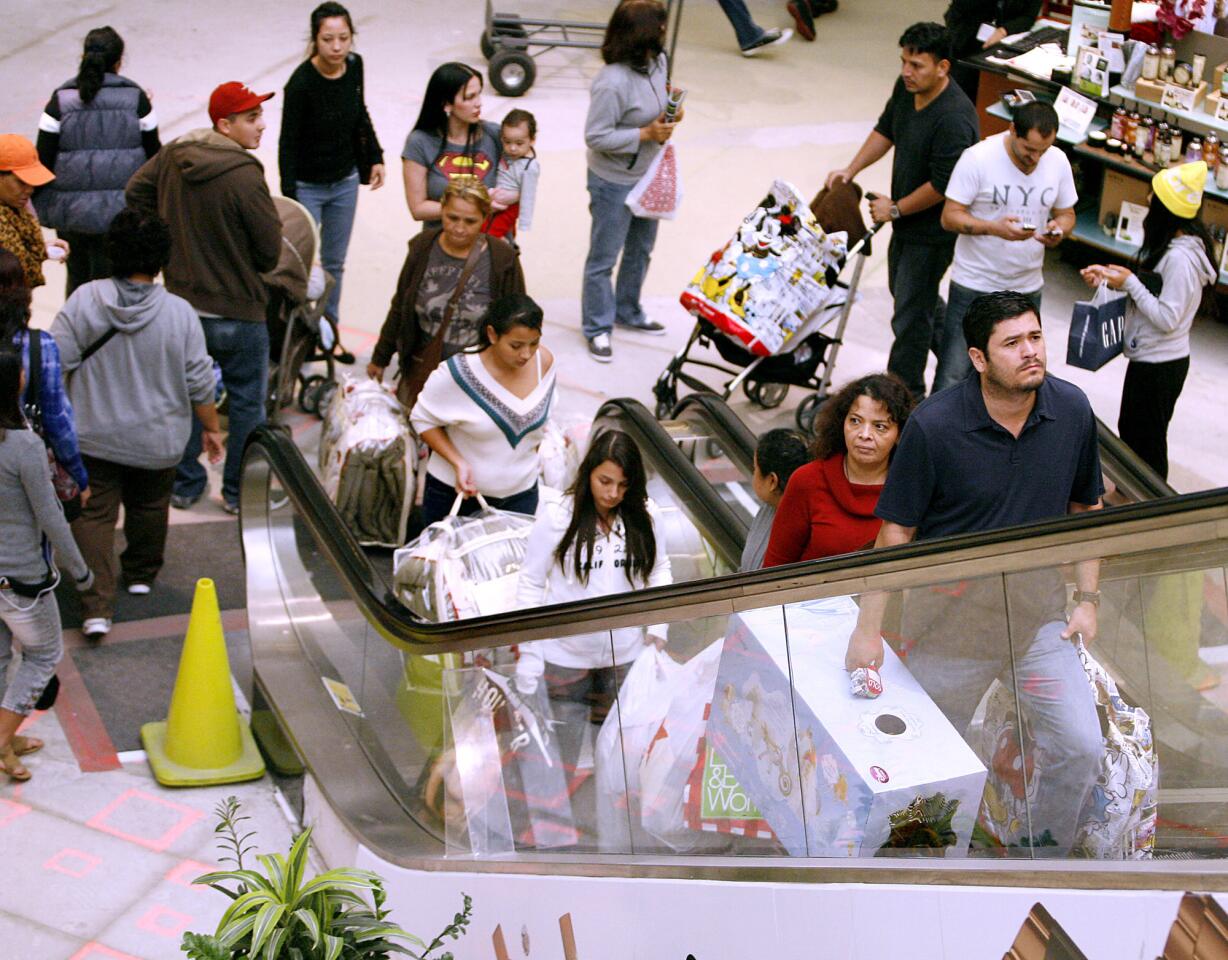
[707,596,987,857]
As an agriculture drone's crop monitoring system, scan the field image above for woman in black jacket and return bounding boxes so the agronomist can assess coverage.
[279,2,384,342]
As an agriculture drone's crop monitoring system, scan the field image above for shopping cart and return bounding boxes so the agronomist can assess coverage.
[480,0,685,96]
[653,213,881,433]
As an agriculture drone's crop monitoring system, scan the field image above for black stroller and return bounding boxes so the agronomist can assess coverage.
[265,196,340,421]
[653,197,881,433]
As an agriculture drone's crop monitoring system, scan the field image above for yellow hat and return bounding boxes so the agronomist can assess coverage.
[1152,160,1206,218]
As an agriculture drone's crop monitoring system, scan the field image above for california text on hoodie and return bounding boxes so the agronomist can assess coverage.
[762,453,884,566]
[125,128,282,322]
[51,278,216,469]
[1122,234,1218,363]
[514,493,672,681]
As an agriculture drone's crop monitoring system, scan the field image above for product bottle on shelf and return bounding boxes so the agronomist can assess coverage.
[1187,136,1204,163]
[1205,133,1220,170]
[1160,45,1177,81]
[1217,148,1228,189]
[1125,111,1140,146]
[1110,106,1127,140]
[1143,45,1160,81]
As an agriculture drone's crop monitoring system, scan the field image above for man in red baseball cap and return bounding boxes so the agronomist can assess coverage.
[125,82,281,515]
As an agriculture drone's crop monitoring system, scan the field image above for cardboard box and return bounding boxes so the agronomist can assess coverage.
[1134,77,1207,110]
[706,596,987,857]
[1212,61,1228,94]
[1098,168,1152,226]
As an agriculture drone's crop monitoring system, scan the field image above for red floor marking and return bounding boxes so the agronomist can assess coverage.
[54,650,122,773]
[86,788,205,852]
[0,797,31,828]
[136,904,194,938]
[165,859,215,888]
[68,945,142,960]
[44,847,103,878]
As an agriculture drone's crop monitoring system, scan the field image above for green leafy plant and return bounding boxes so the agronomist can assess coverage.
[182,797,472,959]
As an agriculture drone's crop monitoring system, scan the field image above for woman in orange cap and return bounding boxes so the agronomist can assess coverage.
[0,134,67,290]
[1080,160,1217,480]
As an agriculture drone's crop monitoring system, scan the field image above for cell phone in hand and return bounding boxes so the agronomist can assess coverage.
[1021,223,1036,233]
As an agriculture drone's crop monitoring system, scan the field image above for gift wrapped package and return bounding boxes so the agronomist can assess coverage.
[679,179,848,357]
[706,596,987,857]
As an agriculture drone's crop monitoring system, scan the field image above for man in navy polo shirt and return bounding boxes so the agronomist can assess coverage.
[846,290,1104,855]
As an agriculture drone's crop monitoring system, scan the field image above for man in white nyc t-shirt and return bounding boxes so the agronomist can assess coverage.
[935,101,1077,392]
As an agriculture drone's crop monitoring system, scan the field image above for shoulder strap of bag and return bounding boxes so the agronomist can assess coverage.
[434,238,488,347]
[25,329,43,431]
[80,326,119,363]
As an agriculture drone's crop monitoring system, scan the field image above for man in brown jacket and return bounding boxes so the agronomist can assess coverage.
[126,82,282,514]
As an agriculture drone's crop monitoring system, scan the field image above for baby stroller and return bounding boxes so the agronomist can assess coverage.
[652,180,880,433]
[265,196,339,421]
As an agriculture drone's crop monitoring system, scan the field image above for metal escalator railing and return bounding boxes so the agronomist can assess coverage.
[242,424,1228,887]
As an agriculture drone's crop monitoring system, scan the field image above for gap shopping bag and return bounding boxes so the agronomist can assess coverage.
[1067,282,1126,371]
[626,142,682,220]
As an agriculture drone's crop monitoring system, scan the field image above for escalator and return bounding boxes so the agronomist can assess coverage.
[237,417,1228,952]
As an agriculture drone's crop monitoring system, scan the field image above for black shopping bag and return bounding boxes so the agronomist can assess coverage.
[1067,282,1126,371]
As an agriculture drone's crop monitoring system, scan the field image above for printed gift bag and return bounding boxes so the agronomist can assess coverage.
[1067,281,1126,371]
[626,142,682,220]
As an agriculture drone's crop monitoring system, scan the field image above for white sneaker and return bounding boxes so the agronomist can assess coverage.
[82,617,112,641]
[588,332,613,363]
[127,583,152,595]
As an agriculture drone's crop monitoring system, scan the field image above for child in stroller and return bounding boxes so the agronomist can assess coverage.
[264,196,346,418]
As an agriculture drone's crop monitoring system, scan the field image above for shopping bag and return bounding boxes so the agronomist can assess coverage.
[976,642,1157,858]
[625,142,682,220]
[1067,282,1126,371]
[594,646,680,850]
[638,641,723,848]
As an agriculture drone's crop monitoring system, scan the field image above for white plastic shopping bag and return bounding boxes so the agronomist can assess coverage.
[626,142,682,220]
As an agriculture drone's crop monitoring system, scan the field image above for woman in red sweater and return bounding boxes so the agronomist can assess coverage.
[763,373,913,566]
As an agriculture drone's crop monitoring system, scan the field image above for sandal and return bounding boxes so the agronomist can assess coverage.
[11,736,43,757]
[1,747,31,783]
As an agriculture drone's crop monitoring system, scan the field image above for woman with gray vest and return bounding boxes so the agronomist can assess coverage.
[35,26,160,295]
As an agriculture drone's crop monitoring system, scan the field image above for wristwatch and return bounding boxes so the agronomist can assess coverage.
[889,202,901,220]
[1073,589,1101,608]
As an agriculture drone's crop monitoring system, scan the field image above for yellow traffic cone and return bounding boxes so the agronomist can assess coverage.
[141,578,265,786]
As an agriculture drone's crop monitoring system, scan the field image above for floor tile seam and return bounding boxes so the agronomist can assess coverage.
[0,903,90,948]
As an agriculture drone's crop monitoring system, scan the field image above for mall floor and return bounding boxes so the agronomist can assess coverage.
[4,1,1228,957]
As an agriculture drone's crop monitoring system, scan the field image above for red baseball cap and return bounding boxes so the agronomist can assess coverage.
[208,82,275,124]
[0,134,54,186]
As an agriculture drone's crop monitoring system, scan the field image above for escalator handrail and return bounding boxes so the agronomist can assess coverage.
[593,397,749,555]
[669,391,758,477]
[1095,416,1176,501]
[241,424,1228,656]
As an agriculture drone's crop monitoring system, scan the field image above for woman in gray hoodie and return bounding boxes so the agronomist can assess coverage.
[51,209,222,642]
[1081,161,1218,481]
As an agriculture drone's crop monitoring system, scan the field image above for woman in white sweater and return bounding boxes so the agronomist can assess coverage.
[1081,161,1217,480]
[513,430,671,742]
[411,293,554,526]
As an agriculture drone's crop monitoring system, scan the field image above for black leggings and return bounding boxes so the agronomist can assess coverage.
[1118,356,1189,481]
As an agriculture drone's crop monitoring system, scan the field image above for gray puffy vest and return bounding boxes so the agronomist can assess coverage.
[34,74,147,235]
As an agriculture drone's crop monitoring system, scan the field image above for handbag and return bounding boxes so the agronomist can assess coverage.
[350,54,376,186]
[625,142,682,221]
[24,332,82,510]
[395,238,487,410]
[1067,281,1126,371]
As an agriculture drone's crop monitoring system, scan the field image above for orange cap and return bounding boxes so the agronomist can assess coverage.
[0,134,54,186]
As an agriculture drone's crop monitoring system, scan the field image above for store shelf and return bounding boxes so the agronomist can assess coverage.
[1110,83,1228,137]
[1073,140,1228,203]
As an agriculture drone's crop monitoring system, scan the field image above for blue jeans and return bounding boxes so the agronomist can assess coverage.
[175,318,270,506]
[581,169,660,340]
[908,619,1101,856]
[933,282,1043,395]
[0,589,62,716]
[716,0,767,47]
[295,170,360,323]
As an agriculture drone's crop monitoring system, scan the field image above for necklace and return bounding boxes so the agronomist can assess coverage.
[843,454,886,486]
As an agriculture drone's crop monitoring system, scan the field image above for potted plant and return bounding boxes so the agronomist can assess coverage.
[181,797,471,960]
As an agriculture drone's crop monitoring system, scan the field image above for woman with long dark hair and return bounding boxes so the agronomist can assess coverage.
[402,62,501,227]
[581,0,685,362]
[35,26,160,294]
[279,2,384,338]
[763,373,913,566]
[0,347,93,782]
[1081,161,1217,479]
[514,430,672,705]
[411,293,554,527]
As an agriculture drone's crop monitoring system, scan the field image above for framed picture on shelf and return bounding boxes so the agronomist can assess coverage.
[1074,45,1110,98]
[1116,200,1148,247]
